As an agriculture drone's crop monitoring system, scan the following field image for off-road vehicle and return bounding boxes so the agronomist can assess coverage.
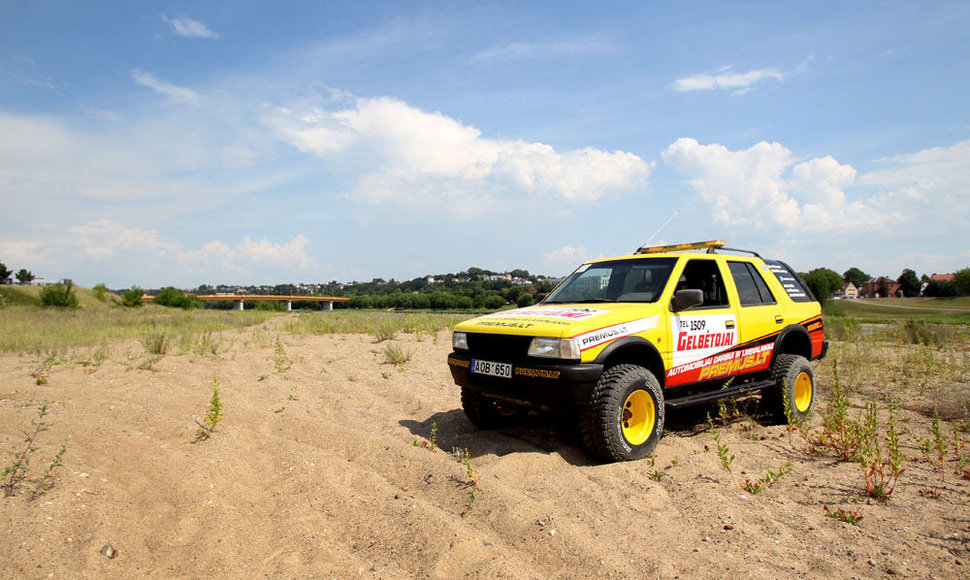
[447,240,828,462]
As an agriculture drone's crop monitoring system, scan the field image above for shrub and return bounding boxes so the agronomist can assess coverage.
[154,286,200,309]
[142,328,170,355]
[483,295,506,310]
[92,283,110,302]
[40,282,79,308]
[383,343,412,366]
[121,286,144,307]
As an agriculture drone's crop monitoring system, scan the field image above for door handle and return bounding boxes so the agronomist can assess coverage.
[775,315,784,324]
[725,320,736,329]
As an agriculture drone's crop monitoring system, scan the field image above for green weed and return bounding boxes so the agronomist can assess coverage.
[707,413,734,473]
[194,378,225,441]
[823,505,862,525]
[2,402,70,498]
[382,343,412,366]
[742,460,793,495]
[273,336,290,374]
[142,327,170,355]
[414,421,438,451]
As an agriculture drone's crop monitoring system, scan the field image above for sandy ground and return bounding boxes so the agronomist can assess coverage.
[1,317,968,579]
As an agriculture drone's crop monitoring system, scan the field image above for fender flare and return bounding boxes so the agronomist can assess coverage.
[772,324,813,362]
[593,336,666,386]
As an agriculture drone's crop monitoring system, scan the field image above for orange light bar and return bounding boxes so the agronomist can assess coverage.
[635,240,726,255]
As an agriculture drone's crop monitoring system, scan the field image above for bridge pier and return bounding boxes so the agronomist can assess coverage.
[236,299,244,311]
[286,300,292,312]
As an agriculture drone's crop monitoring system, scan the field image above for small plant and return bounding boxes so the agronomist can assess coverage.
[32,351,60,385]
[273,336,290,374]
[373,323,396,342]
[414,421,438,451]
[142,327,170,355]
[742,460,793,494]
[382,343,412,367]
[817,360,863,461]
[2,401,70,498]
[707,413,734,473]
[194,378,224,441]
[458,447,481,515]
[917,488,941,499]
[192,330,222,356]
[823,505,863,525]
[858,401,904,501]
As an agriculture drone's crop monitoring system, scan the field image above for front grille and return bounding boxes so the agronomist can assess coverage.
[466,333,533,363]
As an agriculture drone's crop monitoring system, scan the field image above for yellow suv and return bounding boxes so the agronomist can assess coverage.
[448,241,828,462]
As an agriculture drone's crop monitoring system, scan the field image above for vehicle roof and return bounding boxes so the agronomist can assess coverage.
[584,251,767,265]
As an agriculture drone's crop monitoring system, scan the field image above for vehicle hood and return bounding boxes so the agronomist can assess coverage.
[454,303,664,339]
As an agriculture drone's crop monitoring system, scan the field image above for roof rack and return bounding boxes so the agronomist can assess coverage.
[635,240,726,254]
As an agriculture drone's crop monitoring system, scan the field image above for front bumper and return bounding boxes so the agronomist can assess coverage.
[447,351,603,410]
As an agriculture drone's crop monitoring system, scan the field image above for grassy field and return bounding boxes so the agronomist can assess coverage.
[0,285,472,355]
[825,296,970,324]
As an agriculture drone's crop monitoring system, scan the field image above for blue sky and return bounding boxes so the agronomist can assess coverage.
[1,1,968,289]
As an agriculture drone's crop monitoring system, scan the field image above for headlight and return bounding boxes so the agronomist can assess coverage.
[452,332,468,350]
[528,337,580,360]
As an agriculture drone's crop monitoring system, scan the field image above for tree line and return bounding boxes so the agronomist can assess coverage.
[799,266,970,304]
[0,259,35,286]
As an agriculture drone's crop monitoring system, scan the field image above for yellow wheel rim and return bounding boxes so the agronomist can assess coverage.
[621,389,655,446]
[793,371,813,413]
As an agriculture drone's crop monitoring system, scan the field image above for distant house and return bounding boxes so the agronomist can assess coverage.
[838,282,859,299]
[864,279,903,298]
[931,273,955,283]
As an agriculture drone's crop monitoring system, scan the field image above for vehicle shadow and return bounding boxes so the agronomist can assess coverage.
[399,408,596,466]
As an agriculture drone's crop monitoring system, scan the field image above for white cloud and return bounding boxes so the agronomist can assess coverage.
[163,15,219,39]
[673,67,784,94]
[860,140,970,196]
[661,138,900,231]
[131,68,199,104]
[1,219,315,287]
[472,37,616,64]
[542,246,589,275]
[69,220,171,259]
[265,96,651,211]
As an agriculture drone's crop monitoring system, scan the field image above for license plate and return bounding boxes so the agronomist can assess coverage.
[471,359,513,378]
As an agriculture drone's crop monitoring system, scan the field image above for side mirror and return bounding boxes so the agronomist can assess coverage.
[672,289,704,312]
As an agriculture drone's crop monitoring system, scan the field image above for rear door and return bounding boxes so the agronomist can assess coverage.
[726,260,785,346]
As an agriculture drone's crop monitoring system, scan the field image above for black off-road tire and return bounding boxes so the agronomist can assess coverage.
[581,364,664,462]
[461,386,525,430]
[760,354,815,424]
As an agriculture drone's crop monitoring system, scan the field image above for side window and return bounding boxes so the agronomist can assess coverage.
[678,259,729,308]
[728,262,777,306]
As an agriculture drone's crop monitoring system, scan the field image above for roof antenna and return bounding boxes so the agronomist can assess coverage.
[640,209,680,248]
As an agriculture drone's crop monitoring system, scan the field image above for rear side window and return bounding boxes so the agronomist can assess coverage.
[764,260,814,302]
[728,262,777,306]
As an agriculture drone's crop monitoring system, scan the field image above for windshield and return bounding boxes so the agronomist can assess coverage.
[544,258,677,304]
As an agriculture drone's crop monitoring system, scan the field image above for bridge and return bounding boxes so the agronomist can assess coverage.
[141,294,350,311]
